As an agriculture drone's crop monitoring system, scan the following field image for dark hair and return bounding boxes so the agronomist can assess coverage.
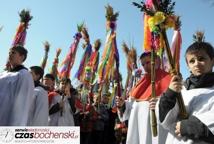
[185,42,214,60]
[140,51,151,59]
[140,51,158,60]
[11,45,28,62]
[44,73,55,81]
[30,66,44,80]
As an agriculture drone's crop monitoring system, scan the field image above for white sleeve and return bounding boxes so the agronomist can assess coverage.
[0,71,18,125]
[156,99,179,132]
[10,69,34,126]
[194,98,214,135]
[31,87,49,126]
[117,98,134,122]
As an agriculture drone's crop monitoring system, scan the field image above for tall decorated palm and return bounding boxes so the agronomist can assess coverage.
[97,4,121,109]
[40,41,50,70]
[57,24,83,116]
[58,23,83,79]
[5,9,33,71]
[84,39,101,84]
[78,39,101,113]
[122,42,139,99]
[74,25,92,82]
[133,0,186,136]
[73,25,93,112]
[50,48,62,85]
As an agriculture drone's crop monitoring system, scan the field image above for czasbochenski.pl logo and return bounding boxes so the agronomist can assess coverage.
[0,127,79,143]
[14,128,79,139]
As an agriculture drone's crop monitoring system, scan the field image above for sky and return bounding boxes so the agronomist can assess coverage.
[0,0,214,85]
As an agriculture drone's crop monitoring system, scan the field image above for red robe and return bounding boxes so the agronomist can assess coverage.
[130,69,171,101]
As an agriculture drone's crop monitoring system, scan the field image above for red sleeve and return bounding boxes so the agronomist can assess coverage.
[48,92,58,105]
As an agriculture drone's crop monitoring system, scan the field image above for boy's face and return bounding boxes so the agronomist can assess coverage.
[59,81,71,94]
[186,50,214,76]
[59,81,66,92]
[9,49,24,67]
[43,77,55,90]
[64,84,71,96]
[141,56,151,73]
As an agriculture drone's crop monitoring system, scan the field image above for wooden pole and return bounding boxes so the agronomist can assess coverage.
[150,46,158,137]
[161,30,188,119]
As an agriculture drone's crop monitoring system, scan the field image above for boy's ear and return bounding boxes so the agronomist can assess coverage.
[20,54,25,62]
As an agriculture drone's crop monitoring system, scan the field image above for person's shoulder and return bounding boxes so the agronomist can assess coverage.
[36,83,49,91]
[35,86,48,95]
[18,67,31,76]
[19,70,34,84]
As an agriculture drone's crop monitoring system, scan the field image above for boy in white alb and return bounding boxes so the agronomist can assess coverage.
[157,35,214,143]
[28,66,49,126]
[0,45,34,126]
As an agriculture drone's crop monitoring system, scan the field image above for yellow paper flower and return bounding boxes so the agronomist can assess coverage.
[154,11,166,25]
[148,11,166,32]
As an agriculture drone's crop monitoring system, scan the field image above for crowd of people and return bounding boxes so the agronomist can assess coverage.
[0,35,214,144]
[0,45,119,144]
